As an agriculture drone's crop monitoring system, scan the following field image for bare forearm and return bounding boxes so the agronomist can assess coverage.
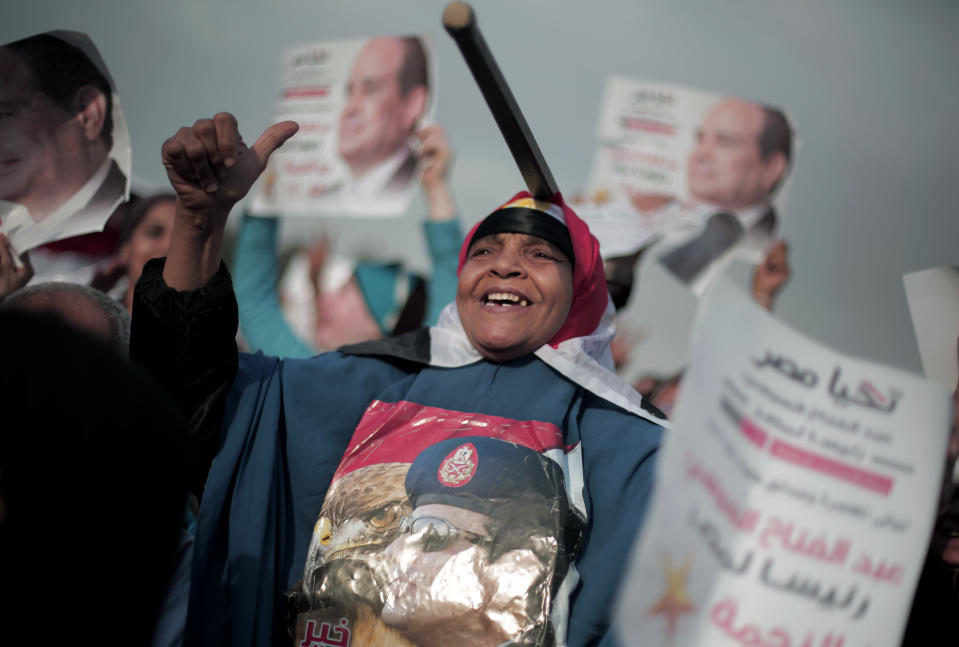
[158,113,298,291]
[418,125,456,222]
[162,205,228,291]
[425,182,456,222]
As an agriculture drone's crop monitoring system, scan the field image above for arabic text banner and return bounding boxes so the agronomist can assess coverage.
[615,279,951,647]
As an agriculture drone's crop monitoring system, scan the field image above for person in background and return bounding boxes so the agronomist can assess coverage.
[0,309,189,646]
[2,280,130,352]
[2,271,196,647]
[234,124,460,357]
[113,194,177,312]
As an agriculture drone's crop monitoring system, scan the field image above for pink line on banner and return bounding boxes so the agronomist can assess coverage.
[860,381,888,406]
[619,117,676,135]
[769,438,893,495]
[284,87,330,99]
[737,416,893,496]
[740,418,768,449]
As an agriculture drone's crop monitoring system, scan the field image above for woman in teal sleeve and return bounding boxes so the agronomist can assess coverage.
[233,125,462,358]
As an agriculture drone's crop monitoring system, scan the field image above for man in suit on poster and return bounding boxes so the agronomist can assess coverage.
[657,97,793,293]
[336,36,430,210]
[0,33,127,254]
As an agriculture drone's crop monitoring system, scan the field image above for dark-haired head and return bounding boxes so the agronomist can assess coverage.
[119,193,176,246]
[398,37,429,98]
[5,33,114,149]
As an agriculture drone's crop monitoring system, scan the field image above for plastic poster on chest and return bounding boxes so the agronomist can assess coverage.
[614,279,951,647]
[291,400,586,647]
[249,34,436,219]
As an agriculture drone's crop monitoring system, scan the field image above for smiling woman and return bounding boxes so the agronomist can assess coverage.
[454,194,611,361]
[457,229,573,363]
[132,114,666,647]
[117,193,175,312]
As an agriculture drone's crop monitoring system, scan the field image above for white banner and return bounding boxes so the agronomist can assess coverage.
[616,279,951,647]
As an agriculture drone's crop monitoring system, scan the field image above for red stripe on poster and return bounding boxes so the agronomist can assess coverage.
[769,438,893,495]
[619,117,676,135]
[333,400,566,479]
[740,418,768,449]
[284,87,330,99]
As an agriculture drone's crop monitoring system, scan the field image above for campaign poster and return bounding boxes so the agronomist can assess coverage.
[578,78,797,296]
[291,403,586,647]
[250,35,436,218]
[615,279,951,647]
[0,30,131,254]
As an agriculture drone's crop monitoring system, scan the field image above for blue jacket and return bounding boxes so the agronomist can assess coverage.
[132,258,662,647]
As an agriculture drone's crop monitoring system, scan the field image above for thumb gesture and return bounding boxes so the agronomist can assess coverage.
[161,113,298,229]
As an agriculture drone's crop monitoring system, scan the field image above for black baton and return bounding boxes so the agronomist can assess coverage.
[443,2,560,200]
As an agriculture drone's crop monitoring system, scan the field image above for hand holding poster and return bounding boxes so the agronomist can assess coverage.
[615,280,951,646]
[250,35,435,218]
[579,78,796,296]
[0,31,131,254]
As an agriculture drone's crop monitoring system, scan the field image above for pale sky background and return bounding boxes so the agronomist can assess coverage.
[5,0,958,374]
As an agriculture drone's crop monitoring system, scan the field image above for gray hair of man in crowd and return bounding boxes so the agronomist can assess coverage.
[1,282,130,353]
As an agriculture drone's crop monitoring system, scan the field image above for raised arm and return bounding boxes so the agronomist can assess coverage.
[131,114,297,494]
[233,212,316,358]
[418,124,456,223]
[160,113,298,290]
[417,125,462,324]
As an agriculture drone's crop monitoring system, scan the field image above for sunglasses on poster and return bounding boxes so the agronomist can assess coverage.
[398,515,493,553]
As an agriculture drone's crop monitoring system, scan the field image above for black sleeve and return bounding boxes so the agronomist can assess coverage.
[129,257,240,496]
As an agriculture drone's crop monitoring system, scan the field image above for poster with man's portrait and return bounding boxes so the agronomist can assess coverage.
[0,31,131,254]
[250,35,436,219]
[579,77,797,296]
[289,402,584,647]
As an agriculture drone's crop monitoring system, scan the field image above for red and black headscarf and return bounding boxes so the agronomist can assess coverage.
[458,191,609,348]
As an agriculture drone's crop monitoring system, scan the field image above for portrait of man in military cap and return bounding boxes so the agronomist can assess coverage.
[379,436,577,647]
[290,434,577,647]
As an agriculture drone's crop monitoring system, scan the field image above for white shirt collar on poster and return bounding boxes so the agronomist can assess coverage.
[0,157,114,255]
